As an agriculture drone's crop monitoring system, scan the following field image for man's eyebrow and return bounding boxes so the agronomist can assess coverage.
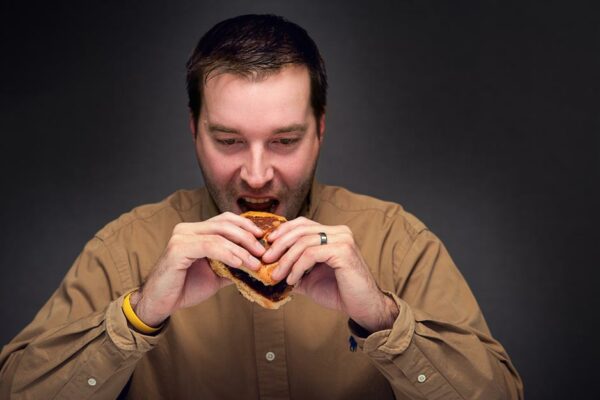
[273,123,308,134]
[207,123,309,135]
[207,123,240,134]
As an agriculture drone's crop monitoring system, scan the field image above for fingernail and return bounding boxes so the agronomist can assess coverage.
[272,266,280,280]
[268,230,278,240]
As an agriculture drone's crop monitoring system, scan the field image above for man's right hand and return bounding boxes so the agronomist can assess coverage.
[129,212,265,327]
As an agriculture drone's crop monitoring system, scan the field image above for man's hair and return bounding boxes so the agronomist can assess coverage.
[186,14,327,128]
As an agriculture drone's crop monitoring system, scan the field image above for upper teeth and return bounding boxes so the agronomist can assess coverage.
[244,197,271,204]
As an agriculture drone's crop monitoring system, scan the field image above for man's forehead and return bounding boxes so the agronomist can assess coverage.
[199,65,313,131]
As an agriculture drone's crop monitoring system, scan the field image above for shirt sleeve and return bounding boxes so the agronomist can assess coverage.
[349,229,524,400]
[0,237,165,400]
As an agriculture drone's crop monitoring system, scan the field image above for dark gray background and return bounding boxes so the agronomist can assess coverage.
[1,1,598,399]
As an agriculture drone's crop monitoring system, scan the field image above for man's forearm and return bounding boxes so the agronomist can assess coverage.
[0,296,159,399]
[353,293,523,400]
[352,291,400,334]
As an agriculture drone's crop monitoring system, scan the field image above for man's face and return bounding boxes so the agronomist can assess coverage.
[192,65,325,219]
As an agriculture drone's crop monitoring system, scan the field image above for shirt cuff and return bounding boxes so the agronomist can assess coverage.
[347,291,415,358]
[105,293,168,353]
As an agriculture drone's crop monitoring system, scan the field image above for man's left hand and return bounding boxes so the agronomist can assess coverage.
[261,217,399,333]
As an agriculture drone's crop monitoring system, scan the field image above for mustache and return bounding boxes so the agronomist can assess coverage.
[233,181,277,197]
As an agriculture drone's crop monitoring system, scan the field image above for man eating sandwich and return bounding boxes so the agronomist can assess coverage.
[0,14,523,400]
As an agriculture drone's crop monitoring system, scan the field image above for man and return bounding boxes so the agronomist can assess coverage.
[0,14,523,399]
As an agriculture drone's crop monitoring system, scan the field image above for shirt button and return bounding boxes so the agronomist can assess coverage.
[417,374,427,383]
[87,377,97,386]
[265,351,275,362]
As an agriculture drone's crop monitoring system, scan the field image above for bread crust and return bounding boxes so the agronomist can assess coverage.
[209,258,292,309]
[209,211,293,309]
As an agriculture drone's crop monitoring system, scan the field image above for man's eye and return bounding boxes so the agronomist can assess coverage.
[217,139,238,146]
[275,138,299,146]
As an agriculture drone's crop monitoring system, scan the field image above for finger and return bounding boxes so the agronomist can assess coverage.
[292,263,340,301]
[266,216,318,242]
[285,245,336,285]
[263,225,322,263]
[205,235,263,271]
[177,212,264,237]
[176,220,266,257]
[291,263,326,295]
[215,211,265,237]
[207,221,266,256]
[173,234,262,271]
[264,225,350,264]
[271,232,343,281]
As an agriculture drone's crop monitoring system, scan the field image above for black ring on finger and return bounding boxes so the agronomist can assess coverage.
[319,232,328,245]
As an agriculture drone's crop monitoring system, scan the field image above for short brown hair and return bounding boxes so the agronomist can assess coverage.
[186,14,327,127]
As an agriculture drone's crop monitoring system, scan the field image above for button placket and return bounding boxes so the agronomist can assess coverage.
[253,304,290,398]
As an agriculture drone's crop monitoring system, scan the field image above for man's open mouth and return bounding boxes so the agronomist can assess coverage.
[237,197,279,213]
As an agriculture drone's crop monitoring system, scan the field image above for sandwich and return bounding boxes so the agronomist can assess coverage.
[209,211,294,309]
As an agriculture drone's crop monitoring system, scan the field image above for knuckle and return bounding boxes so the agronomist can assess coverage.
[277,255,288,267]
[240,248,252,260]
[281,249,298,265]
[166,240,181,255]
[197,234,214,250]
[300,235,314,246]
[208,234,223,246]
[230,251,244,267]
[283,243,298,257]
[246,231,258,243]
[170,232,185,243]
[341,225,352,235]
[173,222,186,234]
[269,247,282,260]
[207,236,228,255]
[304,246,316,258]
[341,242,354,253]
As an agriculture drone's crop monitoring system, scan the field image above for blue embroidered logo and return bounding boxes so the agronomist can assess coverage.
[349,336,357,352]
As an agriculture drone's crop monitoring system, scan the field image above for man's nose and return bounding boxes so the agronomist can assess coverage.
[239,146,274,189]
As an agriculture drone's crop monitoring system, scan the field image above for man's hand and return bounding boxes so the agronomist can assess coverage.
[262,217,399,333]
[130,212,265,327]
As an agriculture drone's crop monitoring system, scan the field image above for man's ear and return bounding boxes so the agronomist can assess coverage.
[189,113,197,140]
[318,114,326,143]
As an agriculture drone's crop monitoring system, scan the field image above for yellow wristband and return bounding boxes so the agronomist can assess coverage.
[122,292,162,334]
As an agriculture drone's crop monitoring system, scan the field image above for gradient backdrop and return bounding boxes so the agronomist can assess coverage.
[1,1,598,399]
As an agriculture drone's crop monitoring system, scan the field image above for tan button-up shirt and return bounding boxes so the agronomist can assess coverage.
[0,182,523,399]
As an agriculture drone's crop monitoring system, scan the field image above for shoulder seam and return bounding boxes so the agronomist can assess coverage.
[96,192,202,241]
[84,236,132,297]
[318,198,397,218]
[318,197,425,237]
